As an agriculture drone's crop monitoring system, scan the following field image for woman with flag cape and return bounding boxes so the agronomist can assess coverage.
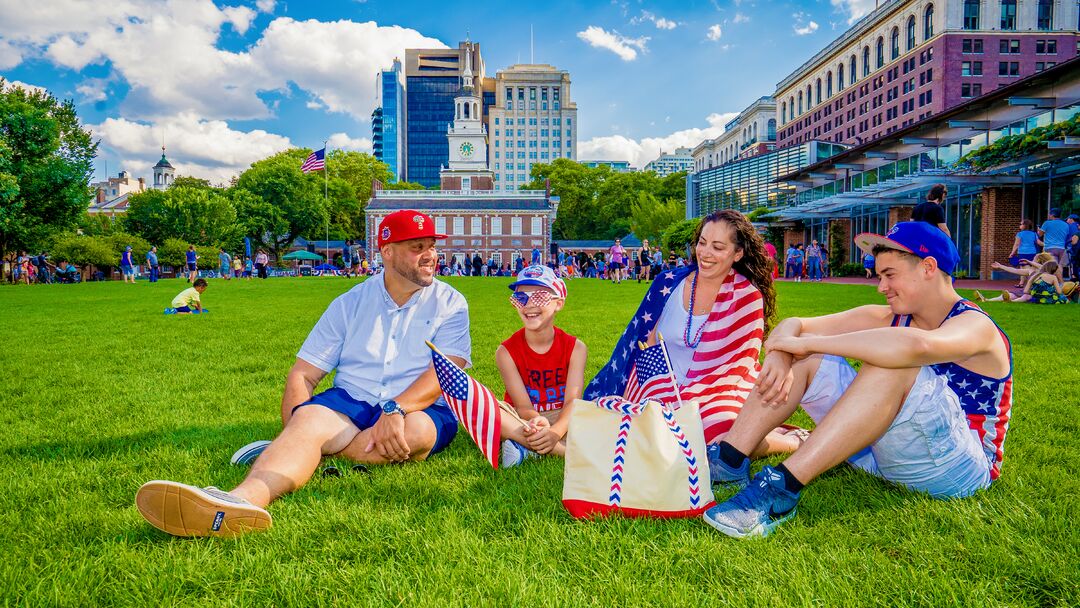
[584,210,806,461]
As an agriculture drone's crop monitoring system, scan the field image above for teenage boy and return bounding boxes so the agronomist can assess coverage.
[912,183,951,237]
[703,222,1012,538]
[136,210,470,537]
[496,265,588,467]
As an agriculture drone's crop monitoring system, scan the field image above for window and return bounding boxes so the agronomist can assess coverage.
[511,216,522,235]
[1036,40,1058,54]
[797,91,803,115]
[850,54,857,85]
[807,85,813,108]
[998,61,1020,76]
[470,216,481,234]
[790,95,796,117]
[531,217,542,235]
[876,37,884,69]
[1037,0,1053,30]
[963,0,979,29]
[838,64,845,91]
[891,27,900,59]
[907,17,916,50]
[453,216,464,235]
[1000,0,1016,30]
[435,217,446,235]
[816,79,822,105]
[781,102,787,123]
[962,38,983,54]
[961,83,982,98]
[962,61,982,76]
[863,46,871,76]
[924,4,934,39]
[1000,39,1020,54]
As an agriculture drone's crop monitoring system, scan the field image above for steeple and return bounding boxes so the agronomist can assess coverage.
[461,39,475,92]
[152,143,175,190]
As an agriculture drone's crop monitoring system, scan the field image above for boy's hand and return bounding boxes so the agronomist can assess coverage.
[525,425,561,455]
[367,414,409,462]
[754,351,795,407]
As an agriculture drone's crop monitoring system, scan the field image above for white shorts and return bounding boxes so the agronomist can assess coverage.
[801,355,992,498]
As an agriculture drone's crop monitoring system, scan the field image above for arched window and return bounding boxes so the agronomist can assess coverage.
[891,27,900,59]
[473,102,478,117]
[838,63,845,90]
[826,72,833,97]
[1000,0,1017,30]
[1037,0,1053,30]
[815,78,822,105]
[781,102,787,124]
[963,0,980,29]
[798,91,803,115]
[876,37,884,68]
[850,54,857,84]
[907,16,916,50]
[767,119,776,140]
[924,4,934,39]
[807,84,813,108]
[790,96,795,117]
[863,46,870,76]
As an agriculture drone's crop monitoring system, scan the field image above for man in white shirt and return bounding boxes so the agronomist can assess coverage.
[135,210,471,538]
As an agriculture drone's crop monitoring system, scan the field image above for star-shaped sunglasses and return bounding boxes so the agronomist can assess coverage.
[509,289,558,310]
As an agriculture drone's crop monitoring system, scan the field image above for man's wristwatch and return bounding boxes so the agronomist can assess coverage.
[381,400,406,418]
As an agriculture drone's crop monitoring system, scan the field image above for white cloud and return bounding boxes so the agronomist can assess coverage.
[255,0,276,13]
[655,18,677,30]
[88,113,293,184]
[577,25,648,61]
[76,78,110,102]
[631,10,677,30]
[579,112,739,168]
[328,132,372,153]
[0,4,445,122]
[2,79,48,95]
[831,0,878,25]
[792,14,820,36]
[733,13,750,24]
[707,24,723,41]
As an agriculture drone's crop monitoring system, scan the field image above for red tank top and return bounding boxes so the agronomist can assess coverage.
[501,327,578,412]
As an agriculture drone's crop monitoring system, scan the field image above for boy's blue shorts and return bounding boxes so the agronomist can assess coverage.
[293,387,458,457]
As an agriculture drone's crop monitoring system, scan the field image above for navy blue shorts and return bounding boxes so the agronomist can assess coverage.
[187,262,198,271]
[293,387,458,457]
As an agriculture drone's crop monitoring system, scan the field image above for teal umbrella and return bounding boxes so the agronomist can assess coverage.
[281,250,324,261]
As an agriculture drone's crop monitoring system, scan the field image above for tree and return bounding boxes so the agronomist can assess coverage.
[50,234,116,268]
[233,149,329,258]
[122,186,242,249]
[662,218,701,258]
[382,180,426,190]
[630,192,686,243]
[525,159,607,240]
[0,79,97,259]
[168,176,213,190]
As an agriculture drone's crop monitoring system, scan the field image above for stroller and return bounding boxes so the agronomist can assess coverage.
[54,264,81,284]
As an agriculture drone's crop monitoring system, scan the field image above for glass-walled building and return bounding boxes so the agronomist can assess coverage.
[375,60,404,182]
[687,140,847,218]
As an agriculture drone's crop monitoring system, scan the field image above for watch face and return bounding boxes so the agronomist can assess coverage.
[459,142,474,158]
[381,400,398,414]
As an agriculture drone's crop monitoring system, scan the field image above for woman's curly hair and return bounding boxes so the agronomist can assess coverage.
[689,209,777,335]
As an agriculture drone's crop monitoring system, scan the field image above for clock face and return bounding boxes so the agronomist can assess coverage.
[459,142,475,158]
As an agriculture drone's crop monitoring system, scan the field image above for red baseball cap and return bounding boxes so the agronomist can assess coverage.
[377,210,445,248]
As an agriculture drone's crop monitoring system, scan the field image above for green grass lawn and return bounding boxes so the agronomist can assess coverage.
[0,276,1077,606]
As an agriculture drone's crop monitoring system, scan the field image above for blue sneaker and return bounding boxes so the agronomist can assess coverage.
[706,444,750,489]
[500,440,536,468]
[230,440,271,466]
[702,465,800,538]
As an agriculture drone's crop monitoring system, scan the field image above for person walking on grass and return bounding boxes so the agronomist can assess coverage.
[912,183,951,238]
[497,265,587,467]
[1039,208,1071,269]
[136,210,469,538]
[1007,219,1041,288]
[805,239,823,281]
[609,238,626,284]
[255,249,269,279]
[146,246,160,283]
[703,222,1012,538]
[218,248,232,281]
[638,240,652,282]
[185,245,199,283]
[120,245,136,284]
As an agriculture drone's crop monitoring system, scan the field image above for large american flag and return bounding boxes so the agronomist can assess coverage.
[585,267,765,444]
[624,342,678,404]
[431,347,502,468]
[301,147,325,173]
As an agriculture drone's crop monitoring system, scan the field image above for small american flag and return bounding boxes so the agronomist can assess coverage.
[431,346,502,468]
[301,148,325,173]
[624,342,678,404]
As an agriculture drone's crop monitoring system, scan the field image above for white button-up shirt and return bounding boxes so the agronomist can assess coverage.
[297,273,471,405]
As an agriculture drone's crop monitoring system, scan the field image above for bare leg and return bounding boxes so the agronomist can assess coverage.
[230,405,359,508]
[781,364,918,485]
[751,430,803,457]
[723,355,825,457]
[336,411,438,464]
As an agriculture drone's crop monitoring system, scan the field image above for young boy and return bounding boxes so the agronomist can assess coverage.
[702,222,1012,538]
[497,265,588,467]
[169,278,208,314]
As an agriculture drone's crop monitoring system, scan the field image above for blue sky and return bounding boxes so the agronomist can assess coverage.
[0,0,875,183]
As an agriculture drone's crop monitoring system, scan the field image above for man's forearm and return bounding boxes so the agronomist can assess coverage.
[802,329,930,369]
[280,371,318,423]
[764,316,803,348]
[393,365,447,413]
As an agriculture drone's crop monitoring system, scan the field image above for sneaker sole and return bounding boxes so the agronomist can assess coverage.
[135,481,272,538]
[230,440,271,465]
[701,507,797,539]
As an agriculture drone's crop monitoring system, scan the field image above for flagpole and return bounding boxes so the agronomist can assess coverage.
[324,138,329,264]
[655,332,686,410]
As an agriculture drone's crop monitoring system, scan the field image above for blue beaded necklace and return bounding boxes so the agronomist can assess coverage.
[683,271,709,348]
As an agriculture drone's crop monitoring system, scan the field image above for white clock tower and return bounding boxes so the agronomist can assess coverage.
[440,40,493,191]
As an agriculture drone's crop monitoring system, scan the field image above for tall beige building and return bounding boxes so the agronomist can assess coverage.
[486,64,578,191]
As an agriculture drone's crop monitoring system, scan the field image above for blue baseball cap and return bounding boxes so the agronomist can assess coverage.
[854,222,960,275]
[508,264,567,298]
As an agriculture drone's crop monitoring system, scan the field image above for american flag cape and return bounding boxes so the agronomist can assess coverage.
[584,266,765,444]
[301,148,325,173]
[431,347,502,468]
[624,342,678,404]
